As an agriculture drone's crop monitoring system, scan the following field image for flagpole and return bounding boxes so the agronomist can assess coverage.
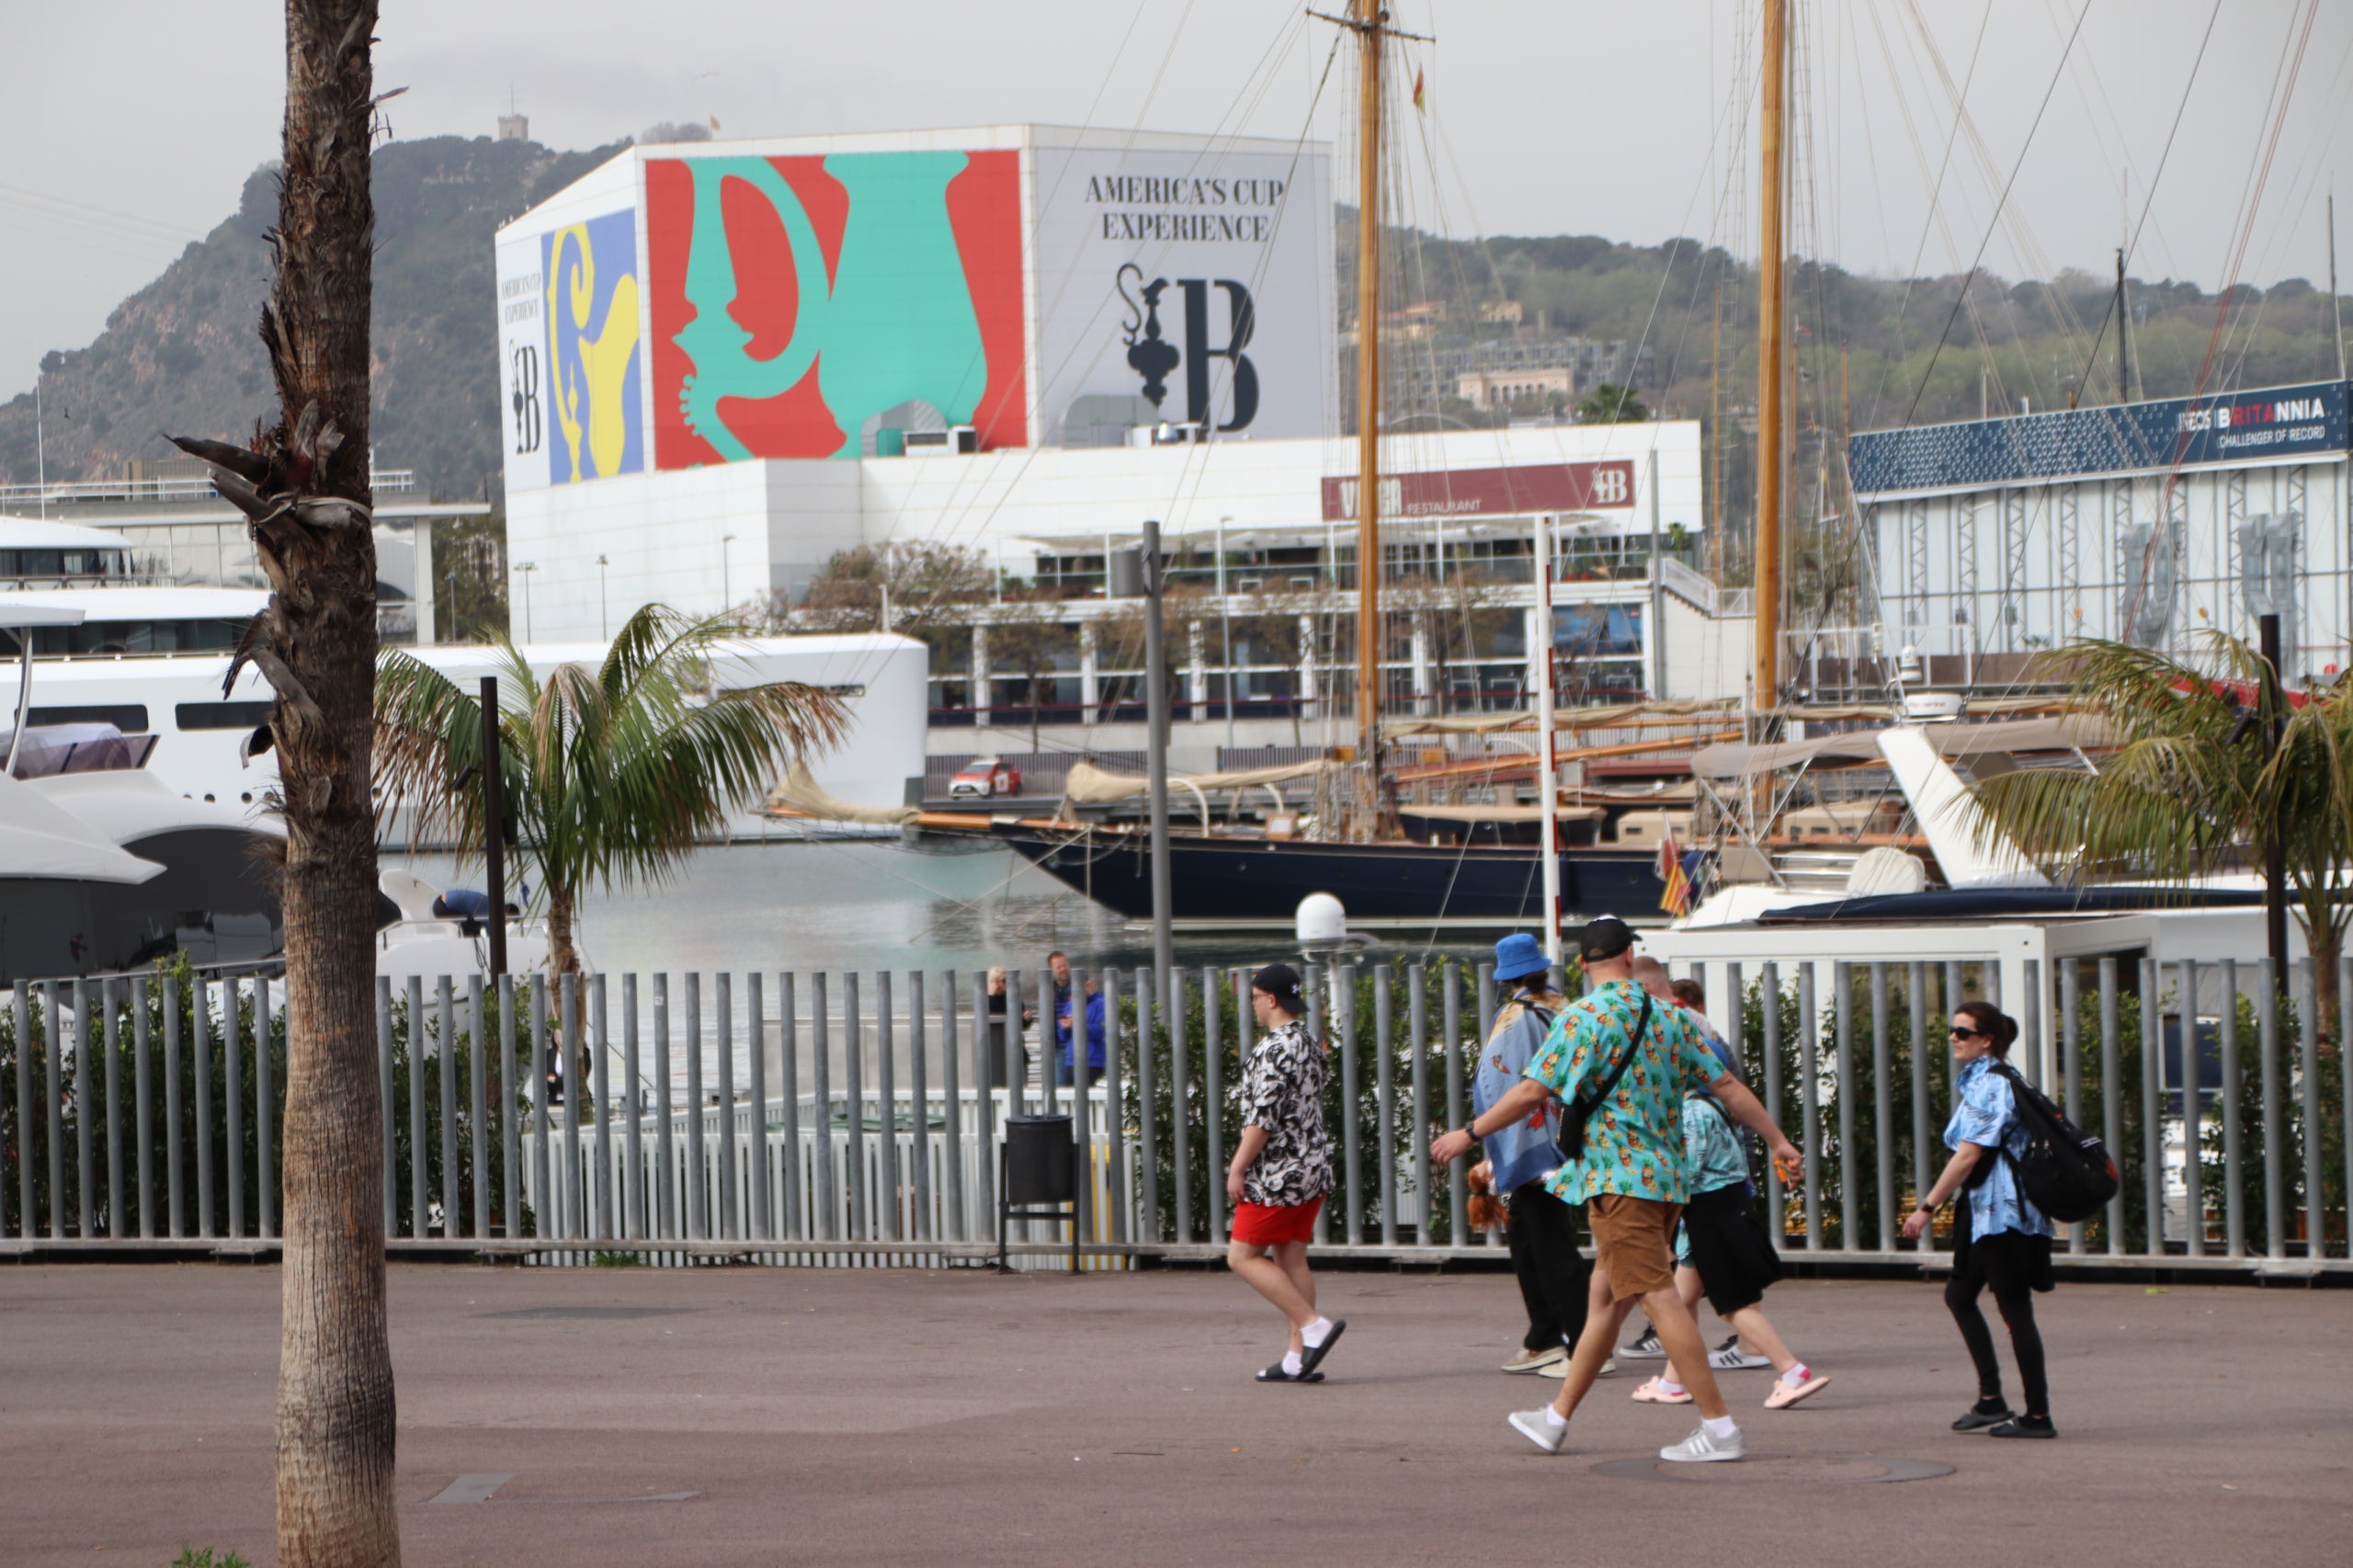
[1535,511,1562,966]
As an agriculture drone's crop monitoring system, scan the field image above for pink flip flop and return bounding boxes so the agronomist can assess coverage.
[1764,1372,1831,1409]
[1631,1376,1693,1405]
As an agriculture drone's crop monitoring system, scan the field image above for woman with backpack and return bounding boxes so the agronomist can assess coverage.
[1902,1000,2058,1439]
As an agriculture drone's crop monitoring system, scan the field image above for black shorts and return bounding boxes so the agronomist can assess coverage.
[1681,1182,1782,1318]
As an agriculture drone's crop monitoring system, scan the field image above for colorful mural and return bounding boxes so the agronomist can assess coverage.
[541,210,645,483]
[645,150,1026,465]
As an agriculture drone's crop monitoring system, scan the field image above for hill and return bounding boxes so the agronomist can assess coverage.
[0,134,624,501]
[4,139,2344,522]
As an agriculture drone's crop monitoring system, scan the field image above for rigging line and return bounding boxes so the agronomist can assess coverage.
[2184,0,2317,411]
[1855,0,1987,426]
[1904,0,2099,367]
[1075,25,1347,710]
[830,6,1314,695]
[1896,0,2093,435]
[2216,26,2353,391]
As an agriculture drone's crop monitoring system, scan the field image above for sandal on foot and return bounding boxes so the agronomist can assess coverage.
[1297,1319,1347,1376]
[1256,1361,1324,1383]
[1764,1373,1831,1410]
[1631,1376,1693,1404]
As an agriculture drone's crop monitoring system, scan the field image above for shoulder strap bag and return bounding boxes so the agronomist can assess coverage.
[1558,994,1653,1162]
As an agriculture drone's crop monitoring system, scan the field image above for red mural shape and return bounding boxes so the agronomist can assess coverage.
[946,149,1028,450]
[645,157,723,470]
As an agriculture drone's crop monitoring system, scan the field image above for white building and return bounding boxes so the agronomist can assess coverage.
[493,124,1750,766]
[1853,380,2349,687]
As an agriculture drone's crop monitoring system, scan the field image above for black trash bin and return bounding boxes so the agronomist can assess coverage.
[999,1113,1079,1271]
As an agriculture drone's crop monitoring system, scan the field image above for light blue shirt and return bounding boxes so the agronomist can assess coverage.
[1943,1056,2053,1240]
[1473,988,1565,1194]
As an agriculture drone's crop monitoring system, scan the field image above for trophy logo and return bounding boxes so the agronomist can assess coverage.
[1118,264,1180,409]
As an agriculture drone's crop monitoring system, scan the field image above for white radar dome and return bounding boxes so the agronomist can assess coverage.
[1296,892,1348,947]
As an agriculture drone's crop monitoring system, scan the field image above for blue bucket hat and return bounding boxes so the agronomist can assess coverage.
[1493,932,1551,983]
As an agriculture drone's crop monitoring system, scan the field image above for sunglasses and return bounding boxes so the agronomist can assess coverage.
[1948,1026,1986,1040]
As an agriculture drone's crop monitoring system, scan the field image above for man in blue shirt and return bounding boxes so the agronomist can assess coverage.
[1472,934,1595,1378]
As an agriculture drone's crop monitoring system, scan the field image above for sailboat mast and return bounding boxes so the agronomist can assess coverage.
[1353,0,1383,773]
[1753,0,1789,719]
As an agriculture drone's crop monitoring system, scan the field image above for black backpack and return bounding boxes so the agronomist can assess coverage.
[1989,1062,2119,1223]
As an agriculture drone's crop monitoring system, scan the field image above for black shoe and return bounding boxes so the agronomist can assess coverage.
[1951,1401,2014,1433]
[1297,1318,1347,1376]
[1987,1415,2056,1439]
[1256,1361,1324,1383]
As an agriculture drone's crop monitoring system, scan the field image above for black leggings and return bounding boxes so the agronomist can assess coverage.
[1505,1180,1593,1352]
[1945,1208,2050,1417]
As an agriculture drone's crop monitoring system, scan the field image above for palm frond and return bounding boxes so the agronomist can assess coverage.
[376,604,851,928]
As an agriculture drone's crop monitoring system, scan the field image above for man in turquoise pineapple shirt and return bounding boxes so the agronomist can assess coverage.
[1434,917,1799,1464]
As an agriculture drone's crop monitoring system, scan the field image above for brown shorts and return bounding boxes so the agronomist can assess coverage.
[1586,1193,1684,1301]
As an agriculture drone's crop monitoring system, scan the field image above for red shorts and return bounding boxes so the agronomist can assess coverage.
[1233,1196,1324,1246]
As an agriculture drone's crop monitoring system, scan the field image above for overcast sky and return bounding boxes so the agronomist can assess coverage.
[6,1,2351,400]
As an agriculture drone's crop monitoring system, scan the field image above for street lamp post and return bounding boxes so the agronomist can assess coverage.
[1218,515,1236,754]
[513,561,537,643]
[597,553,609,641]
[721,533,737,613]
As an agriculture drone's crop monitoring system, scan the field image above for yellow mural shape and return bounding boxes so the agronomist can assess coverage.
[546,223,642,483]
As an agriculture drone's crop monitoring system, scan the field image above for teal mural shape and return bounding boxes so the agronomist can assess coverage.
[672,152,989,460]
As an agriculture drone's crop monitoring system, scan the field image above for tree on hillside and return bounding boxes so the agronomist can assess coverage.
[1576,383,1649,424]
[374,605,847,974]
[162,2,397,1560]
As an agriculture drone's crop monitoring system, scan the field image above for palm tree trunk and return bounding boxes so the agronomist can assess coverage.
[2313,920,2342,1050]
[256,5,397,1562]
[547,881,580,976]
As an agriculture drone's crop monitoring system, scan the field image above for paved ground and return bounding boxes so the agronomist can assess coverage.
[1,1261,2347,1567]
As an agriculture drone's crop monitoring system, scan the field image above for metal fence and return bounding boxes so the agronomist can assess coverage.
[1,954,2345,1275]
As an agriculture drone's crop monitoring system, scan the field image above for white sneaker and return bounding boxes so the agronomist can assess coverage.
[1502,1345,1567,1374]
[1508,1408,1569,1454]
[1659,1422,1745,1462]
[1537,1356,1616,1380]
[1709,1335,1772,1371]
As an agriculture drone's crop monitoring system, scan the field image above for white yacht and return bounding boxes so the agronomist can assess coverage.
[0,600,285,979]
[0,513,931,840]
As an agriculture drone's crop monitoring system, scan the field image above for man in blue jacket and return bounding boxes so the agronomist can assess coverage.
[1050,950,1107,1086]
[1474,933,1594,1377]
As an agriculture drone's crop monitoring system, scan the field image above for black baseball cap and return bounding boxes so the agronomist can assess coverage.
[1252,962,1304,1012]
[1575,916,1636,963]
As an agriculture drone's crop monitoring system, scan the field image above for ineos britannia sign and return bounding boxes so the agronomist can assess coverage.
[1030,141,1334,444]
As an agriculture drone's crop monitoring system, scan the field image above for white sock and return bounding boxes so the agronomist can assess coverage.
[1781,1363,1811,1389]
[1657,1378,1687,1397]
[1302,1316,1335,1348]
[1543,1405,1569,1429]
[1703,1415,1739,1440]
[1280,1349,1303,1376]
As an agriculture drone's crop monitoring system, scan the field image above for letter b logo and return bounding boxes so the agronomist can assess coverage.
[1178,278,1259,432]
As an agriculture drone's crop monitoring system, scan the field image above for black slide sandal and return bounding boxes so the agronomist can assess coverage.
[1297,1319,1347,1376]
[1257,1362,1324,1383]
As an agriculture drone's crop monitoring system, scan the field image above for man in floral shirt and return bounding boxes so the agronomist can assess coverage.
[1434,918,1799,1462]
[1226,963,1345,1383]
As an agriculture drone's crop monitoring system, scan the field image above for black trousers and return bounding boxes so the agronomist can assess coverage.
[1506,1180,1593,1352]
[1945,1205,2052,1416]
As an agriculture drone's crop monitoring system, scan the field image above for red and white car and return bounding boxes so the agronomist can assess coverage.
[947,756,1022,800]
